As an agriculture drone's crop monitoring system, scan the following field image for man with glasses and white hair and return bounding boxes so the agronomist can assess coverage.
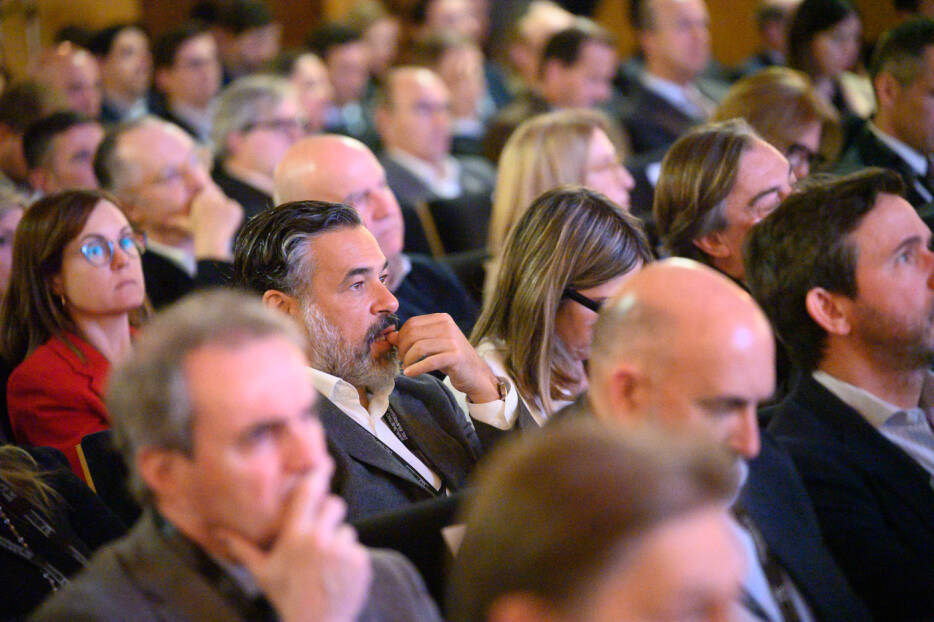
[212,75,310,221]
[94,116,243,309]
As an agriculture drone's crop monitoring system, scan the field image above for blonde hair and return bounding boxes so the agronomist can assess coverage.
[0,446,61,516]
[489,108,626,257]
[473,186,650,417]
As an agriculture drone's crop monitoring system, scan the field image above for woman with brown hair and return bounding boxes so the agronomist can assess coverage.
[0,190,145,478]
[713,66,840,179]
[452,186,650,447]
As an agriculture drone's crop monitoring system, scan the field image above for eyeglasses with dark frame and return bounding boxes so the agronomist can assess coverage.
[78,231,147,267]
[241,118,313,135]
[563,288,601,313]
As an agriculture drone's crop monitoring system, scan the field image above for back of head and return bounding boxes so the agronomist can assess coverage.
[490,108,622,255]
[654,119,758,263]
[787,0,856,73]
[449,417,737,622]
[23,111,96,171]
[474,186,650,416]
[712,67,838,154]
[0,81,59,133]
[107,288,305,503]
[233,200,362,296]
[870,16,934,86]
[744,168,904,372]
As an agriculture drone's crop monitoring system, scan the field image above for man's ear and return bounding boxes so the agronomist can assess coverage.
[154,67,172,95]
[137,447,188,503]
[600,363,648,422]
[693,231,732,259]
[262,289,302,319]
[873,71,901,111]
[805,286,851,336]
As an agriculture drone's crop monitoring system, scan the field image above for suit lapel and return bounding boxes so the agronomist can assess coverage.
[858,131,929,207]
[318,397,429,491]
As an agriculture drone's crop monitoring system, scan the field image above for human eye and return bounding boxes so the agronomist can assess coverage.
[81,238,108,262]
[118,233,139,254]
[350,280,365,291]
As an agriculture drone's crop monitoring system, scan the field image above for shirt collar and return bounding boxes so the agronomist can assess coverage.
[868,122,928,177]
[812,369,934,429]
[641,72,695,107]
[386,149,462,200]
[307,366,394,422]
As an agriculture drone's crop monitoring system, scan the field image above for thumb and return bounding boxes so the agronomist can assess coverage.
[217,528,268,577]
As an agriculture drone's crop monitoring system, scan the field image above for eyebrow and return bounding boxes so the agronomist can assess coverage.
[748,186,781,207]
[892,235,923,257]
[338,261,390,286]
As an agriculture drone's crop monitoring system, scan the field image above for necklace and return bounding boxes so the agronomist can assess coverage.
[0,501,59,592]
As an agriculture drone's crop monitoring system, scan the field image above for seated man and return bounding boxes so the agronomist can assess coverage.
[33,289,442,622]
[746,168,934,620]
[0,81,57,198]
[94,116,243,309]
[233,201,503,520]
[23,111,103,194]
[449,419,744,622]
[837,18,934,215]
[375,66,495,254]
[89,23,153,124]
[212,75,308,221]
[274,134,479,333]
[584,259,872,622]
[152,22,222,144]
[212,0,282,84]
[33,43,102,119]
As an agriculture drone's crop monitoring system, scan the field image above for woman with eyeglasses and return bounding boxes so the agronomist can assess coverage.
[0,190,146,479]
[712,67,840,180]
[449,186,651,449]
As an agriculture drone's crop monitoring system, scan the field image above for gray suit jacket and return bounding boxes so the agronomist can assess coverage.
[32,511,443,622]
[379,153,495,210]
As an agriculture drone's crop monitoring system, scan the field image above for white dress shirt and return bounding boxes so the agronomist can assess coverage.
[309,367,443,490]
[386,149,462,200]
[641,72,714,119]
[813,370,934,477]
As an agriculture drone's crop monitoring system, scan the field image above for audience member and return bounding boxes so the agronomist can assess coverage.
[448,419,743,622]
[234,202,487,519]
[654,119,794,282]
[461,187,648,448]
[621,0,727,155]
[837,17,934,211]
[307,23,376,147]
[274,135,480,333]
[0,81,58,197]
[411,0,483,43]
[0,190,23,298]
[376,66,495,252]
[0,444,126,619]
[787,0,874,128]
[212,75,308,221]
[33,43,103,119]
[713,67,839,180]
[0,190,145,478]
[213,0,282,84]
[23,112,103,195]
[94,117,242,309]
[89,24,153,125]
[152,22,223,144]
[747,168,934,620]
[501,0,574,93]
[585,259,873,622]
[895,0,934,20]
[734,0,801,78]
[485,21,616,161]
[270,50,334,133]
[32,289,443,622]
[345,0,401,80]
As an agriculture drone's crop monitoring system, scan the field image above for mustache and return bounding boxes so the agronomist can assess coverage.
[365,313,400,345]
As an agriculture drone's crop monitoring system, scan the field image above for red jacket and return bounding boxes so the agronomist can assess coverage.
[7,334,110,479]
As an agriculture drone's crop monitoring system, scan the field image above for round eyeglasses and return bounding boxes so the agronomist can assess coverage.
[78,232,146,267]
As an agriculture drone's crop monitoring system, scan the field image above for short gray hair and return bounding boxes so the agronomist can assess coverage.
[212,74,293,161]
[94,115,174,196]
[107,288,307,503]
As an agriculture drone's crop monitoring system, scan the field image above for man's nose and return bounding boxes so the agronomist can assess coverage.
[728,408,761,460]
[374,278,399,314]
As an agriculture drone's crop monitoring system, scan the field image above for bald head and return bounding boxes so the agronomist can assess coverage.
[274,134,405,259]
[588,258,774,459]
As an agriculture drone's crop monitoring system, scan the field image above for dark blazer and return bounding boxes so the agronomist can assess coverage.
[141,251,232,310]
[321,374,483,522]
[7,334,111,478]
[836,125,934,217]
[380,154,495,210]
[212,164,272,222]
[765,374,934,621]
[737,433,872,622]
[32,511,443,622]
[395,254,480,336]
[482,90,550,163]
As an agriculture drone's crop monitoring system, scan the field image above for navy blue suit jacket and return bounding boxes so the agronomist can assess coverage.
[766,374,934,621]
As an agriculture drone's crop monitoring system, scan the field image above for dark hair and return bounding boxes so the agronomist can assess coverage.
[654,119,759,263]
[217,0,274,34]
[305,23,363,61]
[630,0,651,31]
[54,25,95,49]
[744,168,905,372]
[23,111,98,170]
[541,21,615,74]
[153,21,211,69]
[408,31,476,68]
[870,17,934,85]
[233,200,362,296]
[88,23,148,57]
[0,81,57,132]
[787,0,857,75]
[757,2,791,29]
[0,190,127,364]
[894,0,922,11]
[448,418,737,622]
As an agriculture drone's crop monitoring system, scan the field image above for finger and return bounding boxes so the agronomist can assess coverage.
[400,337,456,369]
[311,494,348,533]
[404,352,457,377]
[280,468,331,536]
[217,528,268,575]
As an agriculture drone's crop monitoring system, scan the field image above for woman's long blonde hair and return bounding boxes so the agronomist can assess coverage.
[0,445,61,516]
